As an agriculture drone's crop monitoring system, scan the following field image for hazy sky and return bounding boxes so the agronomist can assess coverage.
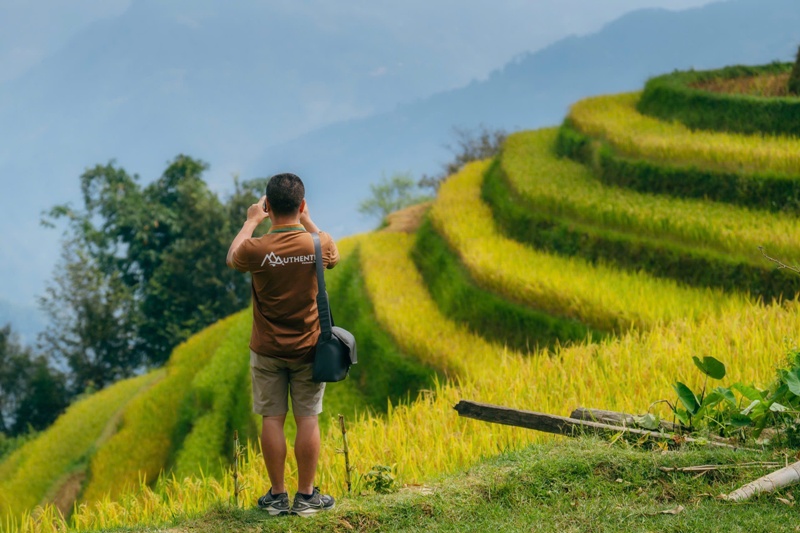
[0,0,725,320]
[0,0,719,86]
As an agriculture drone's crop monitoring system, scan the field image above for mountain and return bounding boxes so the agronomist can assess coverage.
[251,0,800,237]
[2,0,698,309]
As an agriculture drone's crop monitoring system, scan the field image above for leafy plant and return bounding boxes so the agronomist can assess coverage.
[671,355,736,431]
[667,351,800,444]
[736,348,800,442]
[363,465,398,494]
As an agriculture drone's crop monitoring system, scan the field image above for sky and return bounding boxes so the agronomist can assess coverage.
[0,0,718,87]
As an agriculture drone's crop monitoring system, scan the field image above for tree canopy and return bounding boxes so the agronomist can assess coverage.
[358,172,431,223]
[0,324,67,436]
[41,155,267,393]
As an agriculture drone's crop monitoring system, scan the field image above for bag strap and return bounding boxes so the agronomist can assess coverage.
[312,232,333,341]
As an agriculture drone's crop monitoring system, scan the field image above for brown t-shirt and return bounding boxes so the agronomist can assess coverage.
[231,224,339,361]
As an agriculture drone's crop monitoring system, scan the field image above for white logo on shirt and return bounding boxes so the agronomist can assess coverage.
[261,251,316,268]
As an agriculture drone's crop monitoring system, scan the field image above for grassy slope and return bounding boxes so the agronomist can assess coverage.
[431,160,745,333]
[127,439,797,533]
[12,78,800,532]
[499,128,800,263]
[412,216,599,353]
[0,372,160,521]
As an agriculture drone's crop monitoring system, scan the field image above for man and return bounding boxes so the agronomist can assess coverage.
[226,173,339,517]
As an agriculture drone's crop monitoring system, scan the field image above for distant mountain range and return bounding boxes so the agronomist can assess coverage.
[255,0,800,237]
[1,0,799,338]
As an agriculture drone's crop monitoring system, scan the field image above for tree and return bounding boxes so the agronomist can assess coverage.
[0,324,67,435]
[38,237,139,392]
[42,156,266,392]
[789,45,800,96]
[358,172,431,223]
[419,125,507,192]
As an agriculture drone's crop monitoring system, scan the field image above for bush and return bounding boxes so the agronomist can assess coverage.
[419,126,507,192]
[637,62,800,136]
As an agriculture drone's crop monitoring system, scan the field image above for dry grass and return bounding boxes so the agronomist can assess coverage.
[691,73,791,97]
[383,202,432,233]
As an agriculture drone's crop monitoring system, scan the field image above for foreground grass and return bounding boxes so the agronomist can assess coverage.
[124,438,797,533]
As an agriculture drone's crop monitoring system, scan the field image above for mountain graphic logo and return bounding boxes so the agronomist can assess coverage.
[262,252,284,267]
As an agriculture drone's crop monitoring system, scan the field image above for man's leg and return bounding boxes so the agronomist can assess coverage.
[261,415,288,494]
[294,415,320,495]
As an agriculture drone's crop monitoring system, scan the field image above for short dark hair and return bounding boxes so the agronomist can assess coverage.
[266,173,305,215]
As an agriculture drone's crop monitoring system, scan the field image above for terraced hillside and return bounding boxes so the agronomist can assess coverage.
[6,62,800,532]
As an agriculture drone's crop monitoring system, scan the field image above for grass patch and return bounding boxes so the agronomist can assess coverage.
[0,371,159,520]
[431,160,744,334]
[692,72,790,97]
[140,438,798,533]
[501,127,800,270]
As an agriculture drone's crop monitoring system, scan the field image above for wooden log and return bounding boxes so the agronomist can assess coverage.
[723,460,800,502]
[570,407,741,446]
[454,400,748,450]
[570,407,678,432]
[457,400,667,438]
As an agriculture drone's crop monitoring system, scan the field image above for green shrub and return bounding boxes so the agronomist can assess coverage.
[556,121,800,214]
[413,216,598,351]
[637,62,800,136]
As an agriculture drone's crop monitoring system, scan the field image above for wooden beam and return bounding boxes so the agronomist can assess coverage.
[454,400,748,450]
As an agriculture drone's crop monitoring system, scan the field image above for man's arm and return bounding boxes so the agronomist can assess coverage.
[299,202,339,269]
[226,196,269,268]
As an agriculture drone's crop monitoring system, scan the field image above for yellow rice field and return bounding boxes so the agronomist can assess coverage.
[431,160,746,332]
[0,371,160,523]
[8,221,799,531]
[502,128,800,263]
[568,92,800,175]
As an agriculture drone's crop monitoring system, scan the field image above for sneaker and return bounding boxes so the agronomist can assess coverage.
[291,487,335,517]
[257,489,290,516]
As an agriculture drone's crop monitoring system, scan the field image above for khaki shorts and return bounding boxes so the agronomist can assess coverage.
[250,350,325,417]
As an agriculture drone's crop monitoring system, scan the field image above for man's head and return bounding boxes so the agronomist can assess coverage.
[266,173,305,216]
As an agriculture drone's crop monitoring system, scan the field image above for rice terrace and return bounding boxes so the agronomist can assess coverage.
[5,59,800,532]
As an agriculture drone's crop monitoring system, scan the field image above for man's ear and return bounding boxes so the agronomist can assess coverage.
[299,198,307,213]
